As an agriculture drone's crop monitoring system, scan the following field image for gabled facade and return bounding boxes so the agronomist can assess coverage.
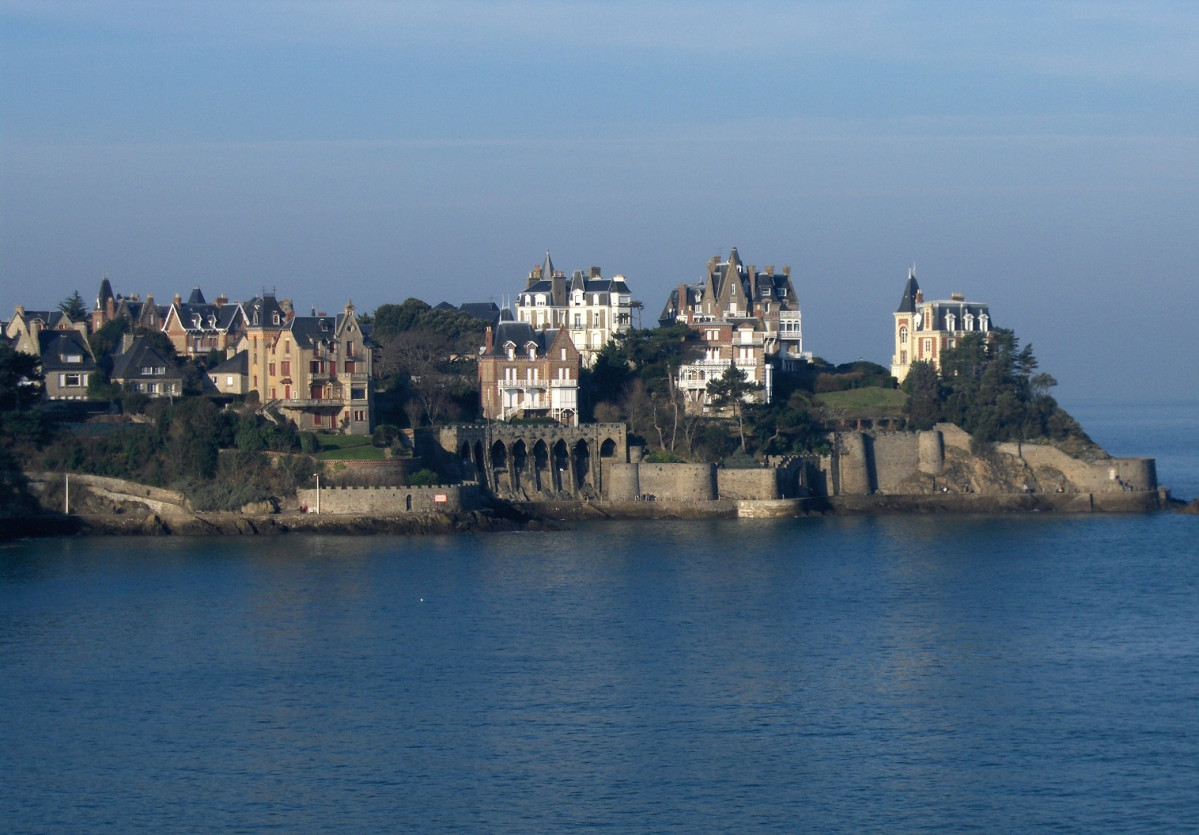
[676,320,772,414]
[162,288,245,360]
[891,268,993,383]
[208,350,249,396]
[37,329,97,400]
[91,277,166,334]
[243,299,374,434]
[6,306,88,356]
[513,252,634,366]
[109,334,184,397]
[658,248,809,369]
[478,322,580,425]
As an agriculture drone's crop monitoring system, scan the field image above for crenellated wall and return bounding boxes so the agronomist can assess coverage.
[297,483,481,515]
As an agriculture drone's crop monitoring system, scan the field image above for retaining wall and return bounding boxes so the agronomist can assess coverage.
[297,483,481,515]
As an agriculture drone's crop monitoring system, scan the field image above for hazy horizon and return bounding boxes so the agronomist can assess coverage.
[3,1,1197,407]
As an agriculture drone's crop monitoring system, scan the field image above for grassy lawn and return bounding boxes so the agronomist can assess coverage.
[815,387,907,417]
[313,433,386,461]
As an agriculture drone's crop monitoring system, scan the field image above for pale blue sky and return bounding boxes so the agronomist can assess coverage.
[3,1,1197,405]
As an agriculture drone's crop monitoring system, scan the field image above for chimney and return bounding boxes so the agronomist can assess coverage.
[485,326,493,353]
[590,266,601,278]
[915,290,924,303]
[216,294,227,308]
[15,305,24,315]
[173,293,182,306]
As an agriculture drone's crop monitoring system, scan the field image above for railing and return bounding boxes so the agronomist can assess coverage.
[282,398,344,408]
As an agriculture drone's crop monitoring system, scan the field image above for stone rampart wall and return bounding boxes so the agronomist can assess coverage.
[297,483,481,515]
[823,424,1158,496]
[637,463,717,501]
[871,433,921,494]
[717,468,781,501]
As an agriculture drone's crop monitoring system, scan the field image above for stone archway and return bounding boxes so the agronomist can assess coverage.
[512,440,528,493]
[491,440,509,493]
[573,439,591,493]
[532,439,549,494]
[552,439,570,494]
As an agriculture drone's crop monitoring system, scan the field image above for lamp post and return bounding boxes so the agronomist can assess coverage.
[313,473,321,514]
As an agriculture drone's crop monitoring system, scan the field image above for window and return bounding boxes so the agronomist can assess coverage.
[63,373,82,387]
[354,409,365,422]
[269,362,276,376]
[345,360,356,374]
[280,361,291,377]
[226,376,234,387]
[900,326,908,343]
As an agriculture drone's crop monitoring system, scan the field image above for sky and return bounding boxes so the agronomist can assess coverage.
[2,1,1197,406]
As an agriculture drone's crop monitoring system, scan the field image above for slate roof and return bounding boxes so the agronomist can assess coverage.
[210,349,248,376]
[110,336,182,383]
[483,321,551,357]
[896,270,920,313]
[37,330,96,372]
[244,295,289,328]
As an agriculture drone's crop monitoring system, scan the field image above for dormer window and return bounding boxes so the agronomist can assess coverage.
[272,312,280,325]
[945,312,956,332]
[964,312,975,331]
[527,343,536,360]
[980,313,990,331]
[505,342,516,360]
[192,314,201,329]
[208,315,217,329]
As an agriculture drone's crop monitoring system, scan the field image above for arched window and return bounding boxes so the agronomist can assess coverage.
[899,326,908,343]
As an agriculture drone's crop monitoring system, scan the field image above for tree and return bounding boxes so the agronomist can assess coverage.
[706,363,763,451]
[902,360,942,431]
[58,290,88,322]
[0,343,44,411]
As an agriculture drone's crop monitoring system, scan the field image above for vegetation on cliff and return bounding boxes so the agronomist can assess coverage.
[902,329,1097,456]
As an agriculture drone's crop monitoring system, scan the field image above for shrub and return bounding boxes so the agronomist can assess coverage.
[408,468,441,486]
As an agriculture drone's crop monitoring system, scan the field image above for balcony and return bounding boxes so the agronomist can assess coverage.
[282,398,344,408]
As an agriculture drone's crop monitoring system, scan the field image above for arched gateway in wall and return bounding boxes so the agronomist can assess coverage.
[440,423,628,501]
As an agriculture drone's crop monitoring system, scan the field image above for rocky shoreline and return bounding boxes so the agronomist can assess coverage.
[0,489,1185,542]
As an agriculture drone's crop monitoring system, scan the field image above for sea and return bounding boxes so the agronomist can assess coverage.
[2,401,1197,832]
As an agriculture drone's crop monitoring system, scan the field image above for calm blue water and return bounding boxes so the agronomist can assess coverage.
[2,404,1197,832]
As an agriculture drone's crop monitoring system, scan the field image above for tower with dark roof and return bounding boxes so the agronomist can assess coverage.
[891,267,993,383]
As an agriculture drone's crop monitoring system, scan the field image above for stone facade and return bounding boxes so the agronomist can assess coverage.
[297,483,481,515]
[243,297,374,434]
[822,424,1158,498]
[891,268,993,383]
[439,422,627,500]
[477,322,580,425]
